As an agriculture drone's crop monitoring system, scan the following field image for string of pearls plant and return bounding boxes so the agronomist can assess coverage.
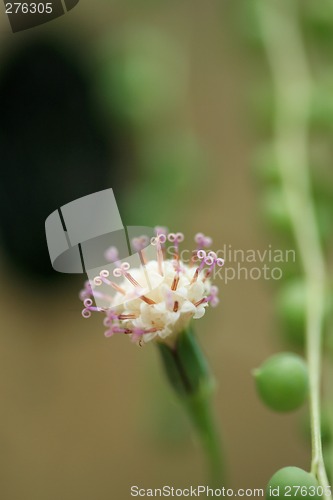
[253,0,332,497]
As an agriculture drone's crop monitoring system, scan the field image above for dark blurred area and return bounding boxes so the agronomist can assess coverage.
[0,38,121,281]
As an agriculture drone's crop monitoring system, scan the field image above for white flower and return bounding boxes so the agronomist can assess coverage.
[80,230,223,345]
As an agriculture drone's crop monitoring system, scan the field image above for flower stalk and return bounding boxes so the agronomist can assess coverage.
[157,325,224,488]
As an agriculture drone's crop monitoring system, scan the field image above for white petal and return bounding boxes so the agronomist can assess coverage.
[193,306,206,319]
[180,301,196,314]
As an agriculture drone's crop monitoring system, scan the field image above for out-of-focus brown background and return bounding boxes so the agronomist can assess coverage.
[0,1,325,499]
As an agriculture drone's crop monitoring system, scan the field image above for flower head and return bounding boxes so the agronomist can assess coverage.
[80,229,223,345]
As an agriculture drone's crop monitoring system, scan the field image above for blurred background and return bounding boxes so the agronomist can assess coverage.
[0,1,332,499]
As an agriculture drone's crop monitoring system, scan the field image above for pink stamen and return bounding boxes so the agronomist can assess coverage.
[107,325,134,335]
[138,249,147,265]
[191,250,207,284]
[126,287,157,306]
[109,283,127,295]
[103,317,111,327]
[155,226,168,237]
[132,235,149,265]
[155,227,168,258]
[105,310,139,322]
[104,246,119,262]
[194,298,208,307]
[86,306,101,313]
[82,299,105,318]
[203,253,224,282]
[146,327,160,334]
[189,251,198,268]
[113,263,143,289]
[151,234,166,276]
[79,281,93,300]
[131,327,161,343]
[131,329,151,344]
[194,285,219,308]
[168,233,184,267]
[94,271,126,295]
[190,237,211,267]
[124,272,142,288]
[195,233,213,250]
[93,290,117,303]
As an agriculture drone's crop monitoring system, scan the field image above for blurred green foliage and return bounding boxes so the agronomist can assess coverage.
[97,27,187,129]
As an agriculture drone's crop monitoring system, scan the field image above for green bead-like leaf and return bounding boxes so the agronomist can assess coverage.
[254,352,309,412]
[267,467,321,499]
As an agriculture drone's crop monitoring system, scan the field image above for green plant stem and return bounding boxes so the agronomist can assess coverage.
[157,327,224,488]
[256,0,331,492]
[325,360,333,483]
[185,393,224,489]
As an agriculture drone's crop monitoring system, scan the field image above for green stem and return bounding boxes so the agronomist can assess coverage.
[325,361,333,483]
[185,391,224,488]
[157,327,224,488]
[256,0,331,492]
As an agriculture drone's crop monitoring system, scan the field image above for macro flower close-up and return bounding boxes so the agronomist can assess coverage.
[1,1,333,499]
[80,230,223,345]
